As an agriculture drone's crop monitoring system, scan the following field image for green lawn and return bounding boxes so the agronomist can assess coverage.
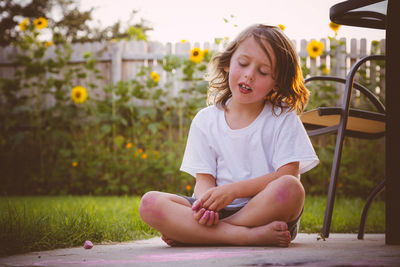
[0,195,385,256]
[0,196,157,256]
[302,195,385,234]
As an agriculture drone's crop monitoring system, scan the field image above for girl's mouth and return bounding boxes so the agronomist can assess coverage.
[239,82,252,94]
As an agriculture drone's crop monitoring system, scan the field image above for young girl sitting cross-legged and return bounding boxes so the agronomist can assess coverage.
[139,24,319,247]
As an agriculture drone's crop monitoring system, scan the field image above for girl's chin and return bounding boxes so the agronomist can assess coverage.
[230,95,265,106]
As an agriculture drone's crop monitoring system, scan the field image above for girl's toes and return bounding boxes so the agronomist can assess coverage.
[278,231,291,246]
[280,240,290,247]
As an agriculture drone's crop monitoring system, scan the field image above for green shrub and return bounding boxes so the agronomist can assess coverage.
[0,19,209,196]
[0,19,384,198]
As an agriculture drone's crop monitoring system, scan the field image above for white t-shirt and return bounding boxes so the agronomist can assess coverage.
[180,102,319,208]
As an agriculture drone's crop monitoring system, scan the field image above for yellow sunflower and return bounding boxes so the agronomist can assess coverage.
[44,41,53,48]
[150,71,160,83]
[72,161,78,167]
[329,22,341,35]
[71,86,88,104]
[19,18,29,31]
[307,40,324,59]
[278,24,285,31]
[33,17,48,30]
[186,185,192,191]
[190,47,204,63]
[126,142,133,149]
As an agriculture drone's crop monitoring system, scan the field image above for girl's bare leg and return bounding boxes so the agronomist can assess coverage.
[223,175,305,227]
[139,175,304,247]
[139,191,291,247]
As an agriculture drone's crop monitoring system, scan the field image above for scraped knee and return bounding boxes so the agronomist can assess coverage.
[139,191,164,226]
[274,175,305,204]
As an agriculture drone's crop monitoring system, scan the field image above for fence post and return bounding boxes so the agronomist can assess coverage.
[174,41,190,97]
[111,41,122,84]
[320,38,327,74]
[335,38,347,105]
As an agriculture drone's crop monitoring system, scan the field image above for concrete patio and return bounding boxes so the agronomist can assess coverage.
[1,233,399,267]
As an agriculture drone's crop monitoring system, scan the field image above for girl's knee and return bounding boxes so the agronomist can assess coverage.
[280,175,304,191]
[139,191,164,224]
[271,175,305,204]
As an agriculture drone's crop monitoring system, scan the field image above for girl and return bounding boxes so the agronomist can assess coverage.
[139,24,319,247]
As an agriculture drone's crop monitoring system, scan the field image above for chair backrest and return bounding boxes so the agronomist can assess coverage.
[300,55,386,140]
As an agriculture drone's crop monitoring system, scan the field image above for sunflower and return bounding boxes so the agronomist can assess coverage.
[150,71,160,83]
[278,24,285,31]
[190,47,204,63]
[44,41,53,48]
[329,22,341,35]
[33,17,48,30]
[71,86,88,104]
[126,142,133,149]
[19,18,29,31]
[307,40,324,59]
[72,161,78,167]
[186,185,192,191]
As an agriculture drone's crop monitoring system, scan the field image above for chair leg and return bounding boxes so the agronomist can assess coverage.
[358,179,386,240]
[322,128,347,238]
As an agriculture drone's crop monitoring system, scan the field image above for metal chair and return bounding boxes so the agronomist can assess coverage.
[300,54,386,239]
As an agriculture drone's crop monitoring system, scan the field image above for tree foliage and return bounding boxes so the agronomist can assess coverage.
[0,0,152,46]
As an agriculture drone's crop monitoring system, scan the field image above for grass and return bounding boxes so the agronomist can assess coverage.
[302,195,385,234]
[0,195,385,256]
[0,196,158,257]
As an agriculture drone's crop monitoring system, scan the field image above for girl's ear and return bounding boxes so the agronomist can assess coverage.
[224,65,229,73]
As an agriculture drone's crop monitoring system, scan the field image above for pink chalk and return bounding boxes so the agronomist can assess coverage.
[83,240,93,249]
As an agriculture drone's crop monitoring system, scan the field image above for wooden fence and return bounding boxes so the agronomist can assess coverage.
[0,38,386,105]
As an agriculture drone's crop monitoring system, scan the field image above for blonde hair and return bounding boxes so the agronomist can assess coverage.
[206,24,309,115]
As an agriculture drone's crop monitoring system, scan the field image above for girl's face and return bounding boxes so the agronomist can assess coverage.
[224,36,277,107]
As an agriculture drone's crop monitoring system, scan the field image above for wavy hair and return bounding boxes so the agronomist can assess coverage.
[206,24,309,115]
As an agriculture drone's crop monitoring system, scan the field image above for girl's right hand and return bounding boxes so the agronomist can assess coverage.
[192,200,219,226]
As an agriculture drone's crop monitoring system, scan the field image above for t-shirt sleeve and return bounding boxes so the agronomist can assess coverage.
[180,115,217,179]
[272,111,319,174]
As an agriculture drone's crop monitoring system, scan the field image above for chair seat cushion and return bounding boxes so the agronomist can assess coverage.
[300,108,385,135]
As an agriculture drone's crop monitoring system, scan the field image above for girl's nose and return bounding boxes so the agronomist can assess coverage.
[244,71,254,81]
[244,65,256,81]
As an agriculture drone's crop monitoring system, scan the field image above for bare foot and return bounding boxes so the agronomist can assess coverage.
[161,234,185,247]
[248,221,291,247]
[162,221,290,247]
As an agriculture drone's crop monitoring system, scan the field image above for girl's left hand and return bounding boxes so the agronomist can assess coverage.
[191,201,219,226]
[200,184,236,211]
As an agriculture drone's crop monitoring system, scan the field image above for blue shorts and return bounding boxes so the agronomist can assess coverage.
[180,195,302,240]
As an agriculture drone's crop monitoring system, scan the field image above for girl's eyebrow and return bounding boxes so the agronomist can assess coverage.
[238,54,272,68]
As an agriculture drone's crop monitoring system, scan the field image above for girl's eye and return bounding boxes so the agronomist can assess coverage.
[238,61,248,67]
[259,70,268,76]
